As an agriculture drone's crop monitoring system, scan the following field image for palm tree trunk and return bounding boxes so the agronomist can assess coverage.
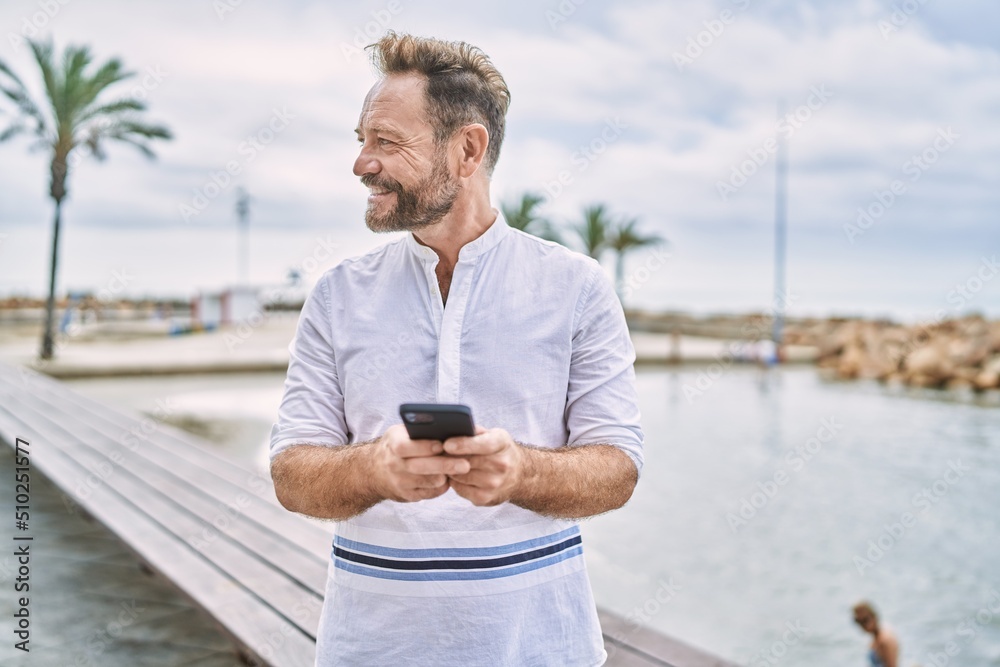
[39,198,62,360]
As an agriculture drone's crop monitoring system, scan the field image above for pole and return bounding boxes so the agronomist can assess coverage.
[236,188,251,286]
[772,100,789,360]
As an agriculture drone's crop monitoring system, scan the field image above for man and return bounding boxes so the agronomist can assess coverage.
[269,31,644,666]
[852,601,899,667]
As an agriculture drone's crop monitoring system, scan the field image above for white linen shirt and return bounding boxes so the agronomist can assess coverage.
[269,210,644,667]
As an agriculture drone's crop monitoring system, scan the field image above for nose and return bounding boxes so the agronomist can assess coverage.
[353,141,380,179]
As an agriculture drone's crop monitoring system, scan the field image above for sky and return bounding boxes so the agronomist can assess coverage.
[0,0,997,321]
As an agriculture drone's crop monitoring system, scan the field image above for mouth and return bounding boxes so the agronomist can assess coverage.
[367,186,396,203]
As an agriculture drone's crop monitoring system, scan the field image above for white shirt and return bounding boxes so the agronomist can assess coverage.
[269,210,644,667]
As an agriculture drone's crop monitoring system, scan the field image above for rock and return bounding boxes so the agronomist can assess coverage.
[947,337,990,367]
[903,345,954,384]
[982,355,1000,375]
[837,343,868,379]
[973,370,999,391]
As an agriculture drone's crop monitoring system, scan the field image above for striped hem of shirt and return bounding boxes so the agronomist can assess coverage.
[331,525,583,582]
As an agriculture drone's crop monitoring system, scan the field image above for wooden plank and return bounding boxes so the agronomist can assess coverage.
[0,362,267,482]
[1,391,325,638]
[605,644,671,667]
[599,608,739,667]
[4,385,329,594]
[0,363,334,557]
[0,411,316,667]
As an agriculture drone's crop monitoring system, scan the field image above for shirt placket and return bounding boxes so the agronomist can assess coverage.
[436,259,474,403]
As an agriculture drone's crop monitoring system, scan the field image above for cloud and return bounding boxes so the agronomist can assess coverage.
[0,0,996,317]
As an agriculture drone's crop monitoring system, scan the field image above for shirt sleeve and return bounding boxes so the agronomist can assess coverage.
[268,275,349,462]
[564,264,645,476]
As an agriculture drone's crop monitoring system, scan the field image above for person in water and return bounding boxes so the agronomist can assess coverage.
[853,601,900,667]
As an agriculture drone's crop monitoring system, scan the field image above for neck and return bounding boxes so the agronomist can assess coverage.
[411,180,495,271]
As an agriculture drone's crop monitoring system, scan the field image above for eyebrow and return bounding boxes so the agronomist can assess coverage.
[355,124,403,139]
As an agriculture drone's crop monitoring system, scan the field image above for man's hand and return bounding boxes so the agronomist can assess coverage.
[372,425,471,503]
[443,427,526,506]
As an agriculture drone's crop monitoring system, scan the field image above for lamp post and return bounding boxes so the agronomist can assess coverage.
[236,187,251,286]
[772,101,789,361]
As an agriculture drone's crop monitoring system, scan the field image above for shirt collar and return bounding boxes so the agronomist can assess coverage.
[405,208,511,264]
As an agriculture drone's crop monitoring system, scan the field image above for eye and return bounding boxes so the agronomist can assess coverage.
[378,137,395,147]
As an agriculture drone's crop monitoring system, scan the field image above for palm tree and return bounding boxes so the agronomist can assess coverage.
[500,192,561,243]
[570,203,614,260]
[607,217,666,302]
[0,39,172,359]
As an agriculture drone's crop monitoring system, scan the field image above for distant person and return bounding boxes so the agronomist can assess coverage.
[853,601,900,667]
[268,32,643,666]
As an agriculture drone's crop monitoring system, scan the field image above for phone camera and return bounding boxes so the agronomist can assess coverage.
[404,412,434,424]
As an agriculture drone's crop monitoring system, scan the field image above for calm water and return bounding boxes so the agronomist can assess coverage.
[67,367,1000,666]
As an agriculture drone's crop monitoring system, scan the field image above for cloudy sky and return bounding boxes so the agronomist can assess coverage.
[0,0,997,320]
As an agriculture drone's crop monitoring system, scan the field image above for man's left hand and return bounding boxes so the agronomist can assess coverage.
[443,427,525,506]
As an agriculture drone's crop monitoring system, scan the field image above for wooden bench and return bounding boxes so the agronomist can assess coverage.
[0,361,735,667]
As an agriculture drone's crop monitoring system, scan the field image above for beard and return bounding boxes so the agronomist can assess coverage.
[362,150,461,233]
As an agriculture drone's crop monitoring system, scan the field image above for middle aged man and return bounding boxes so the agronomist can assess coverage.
[269,32,644,666]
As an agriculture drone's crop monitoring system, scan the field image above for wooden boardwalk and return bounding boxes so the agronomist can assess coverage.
[0,361,736,666]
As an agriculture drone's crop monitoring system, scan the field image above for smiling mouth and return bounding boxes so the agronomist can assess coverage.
[369,191,395,205]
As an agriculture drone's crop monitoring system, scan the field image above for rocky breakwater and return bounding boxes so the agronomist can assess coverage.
[784,316,1000,390]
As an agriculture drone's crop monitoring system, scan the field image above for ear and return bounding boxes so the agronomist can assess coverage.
[453,123,489,178]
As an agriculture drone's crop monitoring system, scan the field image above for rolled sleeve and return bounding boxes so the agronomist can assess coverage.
[268,275,349,462]
[564,265,645,476]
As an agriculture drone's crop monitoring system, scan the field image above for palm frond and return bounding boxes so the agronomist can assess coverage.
[0,58,48,135]
[76,58,133,112]
[103,134,156,159]
[27,39,59,121]
[77,98,146,124]
[0,123,28,143]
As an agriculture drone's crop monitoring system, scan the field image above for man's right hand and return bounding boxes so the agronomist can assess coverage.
[371,425,471,503]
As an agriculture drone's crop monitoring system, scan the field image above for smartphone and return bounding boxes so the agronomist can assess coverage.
[399,403,475,442]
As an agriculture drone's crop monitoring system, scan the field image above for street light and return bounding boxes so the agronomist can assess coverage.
[235,186,251,286]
